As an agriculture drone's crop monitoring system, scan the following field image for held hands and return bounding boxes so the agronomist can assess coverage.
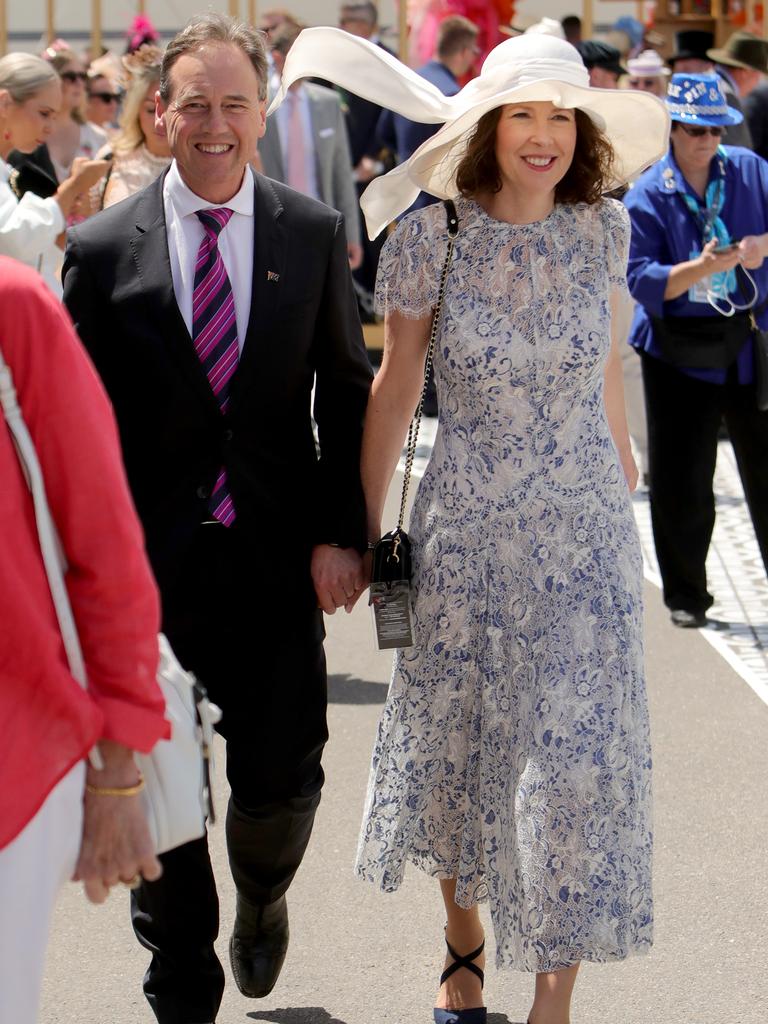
[73,741,161,904]
[311,544,368,614]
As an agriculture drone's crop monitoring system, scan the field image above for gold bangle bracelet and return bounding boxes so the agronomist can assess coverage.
[85,772,145,797]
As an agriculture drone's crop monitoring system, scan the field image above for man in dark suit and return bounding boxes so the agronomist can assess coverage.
[334,1,396,317]
[62,14,372,1024]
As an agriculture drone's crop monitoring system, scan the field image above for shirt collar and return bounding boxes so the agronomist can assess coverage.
[655,146,727,198]
[165,159,254,221]
[0,156,9,184]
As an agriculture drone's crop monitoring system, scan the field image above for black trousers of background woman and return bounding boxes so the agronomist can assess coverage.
[641,351,768,615]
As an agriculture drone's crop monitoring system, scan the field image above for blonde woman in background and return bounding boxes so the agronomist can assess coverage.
[0,52,108,295]
[44,45,107,174]
[100,45,171,209]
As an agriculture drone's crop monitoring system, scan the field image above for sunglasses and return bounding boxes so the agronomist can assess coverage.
[679,124,724,138]
[89,91,119,103]
[61,70,87,83]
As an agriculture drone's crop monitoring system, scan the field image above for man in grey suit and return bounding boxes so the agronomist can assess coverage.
[260,22,362,270]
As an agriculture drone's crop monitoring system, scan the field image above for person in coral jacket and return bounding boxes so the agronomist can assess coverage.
[0,256,169,1024]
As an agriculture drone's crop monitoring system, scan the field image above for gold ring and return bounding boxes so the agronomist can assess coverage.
[124,874,142,890]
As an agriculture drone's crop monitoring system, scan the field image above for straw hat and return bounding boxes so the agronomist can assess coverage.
[270,29,670,238]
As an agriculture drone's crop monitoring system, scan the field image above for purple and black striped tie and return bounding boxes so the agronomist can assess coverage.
[193,207,238,526]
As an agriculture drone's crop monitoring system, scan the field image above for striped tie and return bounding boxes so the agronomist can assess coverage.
[193,207,238,526]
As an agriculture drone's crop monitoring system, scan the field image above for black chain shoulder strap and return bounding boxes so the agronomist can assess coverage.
[396,198,459,533]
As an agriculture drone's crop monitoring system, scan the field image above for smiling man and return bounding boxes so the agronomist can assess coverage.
[62,13,372,1024]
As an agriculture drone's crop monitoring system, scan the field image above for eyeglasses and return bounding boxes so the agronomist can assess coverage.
[89,91,119,103]
[679,124,724,138]
[60,70,87,83]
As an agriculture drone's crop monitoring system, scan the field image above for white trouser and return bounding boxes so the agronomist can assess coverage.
[0,760,84,1024]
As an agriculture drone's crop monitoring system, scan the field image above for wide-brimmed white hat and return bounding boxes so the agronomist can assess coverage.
[269,29,669,238]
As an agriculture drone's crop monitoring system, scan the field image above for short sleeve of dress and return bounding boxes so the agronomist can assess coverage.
[600,198,631,298]
[374,206,444,319]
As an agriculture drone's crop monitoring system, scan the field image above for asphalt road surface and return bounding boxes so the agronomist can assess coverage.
[39,477,768,1024]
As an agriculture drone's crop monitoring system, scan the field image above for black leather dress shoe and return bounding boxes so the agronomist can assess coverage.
[670,608,706,629]
[229,894,289,998]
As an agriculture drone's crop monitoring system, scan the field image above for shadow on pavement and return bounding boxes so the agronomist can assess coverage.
[247,1010,348,1024]
[328,673,388,705]
[487,1015,520,1024]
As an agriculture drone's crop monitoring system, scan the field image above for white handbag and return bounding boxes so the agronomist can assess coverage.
[0,345,221,855]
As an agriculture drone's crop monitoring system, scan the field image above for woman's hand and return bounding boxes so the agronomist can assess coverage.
[67,156,111,193]
[696,238,742,274]
[73,741,162,904]
[737,235,767,271]
[618,444,639,493]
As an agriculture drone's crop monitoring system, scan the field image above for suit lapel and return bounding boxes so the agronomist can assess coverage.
[129,174,221,415]
[228,172,287,413]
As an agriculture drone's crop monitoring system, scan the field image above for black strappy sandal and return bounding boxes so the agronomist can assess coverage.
[433,934,487,1024]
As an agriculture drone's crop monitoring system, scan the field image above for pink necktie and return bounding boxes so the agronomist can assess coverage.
[192,208,238,526]
[286,92,309,193]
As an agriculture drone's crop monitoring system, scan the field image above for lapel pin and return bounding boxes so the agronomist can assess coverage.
[267,270,280,282]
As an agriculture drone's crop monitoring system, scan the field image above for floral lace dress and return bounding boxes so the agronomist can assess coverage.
[356,197,653,972]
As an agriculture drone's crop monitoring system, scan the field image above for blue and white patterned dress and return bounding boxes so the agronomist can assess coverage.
[356,197,653,972]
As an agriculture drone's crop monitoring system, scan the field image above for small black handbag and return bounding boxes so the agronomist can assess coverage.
[369,199,459,649]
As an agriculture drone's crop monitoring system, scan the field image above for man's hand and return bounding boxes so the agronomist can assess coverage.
[347,242,363,270]
[311,544,366,614]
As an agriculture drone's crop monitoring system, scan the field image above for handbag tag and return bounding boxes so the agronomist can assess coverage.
[370,580,414,650]
[370,529,414,650]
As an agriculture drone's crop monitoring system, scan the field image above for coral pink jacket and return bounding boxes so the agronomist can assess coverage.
[0,258,168,850]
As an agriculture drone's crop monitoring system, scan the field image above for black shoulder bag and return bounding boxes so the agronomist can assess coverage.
[369,199,459,650]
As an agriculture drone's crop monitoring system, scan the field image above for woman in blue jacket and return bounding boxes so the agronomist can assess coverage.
[624,73,768,628]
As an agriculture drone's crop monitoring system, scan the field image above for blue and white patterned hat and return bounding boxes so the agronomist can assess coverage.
[666,72,743,126]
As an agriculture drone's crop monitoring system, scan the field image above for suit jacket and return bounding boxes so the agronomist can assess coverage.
[718,72,753,150]
[62,169,372,590]
[335,40,397,166]
[259,83,361,247]
[744,81,768,162]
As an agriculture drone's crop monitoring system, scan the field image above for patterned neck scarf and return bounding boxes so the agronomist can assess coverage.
[666,146,736,297]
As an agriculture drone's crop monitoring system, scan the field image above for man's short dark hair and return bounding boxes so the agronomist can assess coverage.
[339,2,377,27]
[437,16,479,61]
[270,22,303,58]
[160,13,268,102]
[561,15,582,43]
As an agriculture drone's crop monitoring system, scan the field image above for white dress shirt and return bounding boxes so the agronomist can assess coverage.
[275,85,321,202]
[162,160,254,354]
[0,156,65,297]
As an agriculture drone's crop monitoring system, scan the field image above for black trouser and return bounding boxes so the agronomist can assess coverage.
[131,524,328,1024]
[641,352,768,614]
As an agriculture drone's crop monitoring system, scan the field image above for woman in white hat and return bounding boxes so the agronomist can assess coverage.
[625,49,670,98]
[274,30,667,1024]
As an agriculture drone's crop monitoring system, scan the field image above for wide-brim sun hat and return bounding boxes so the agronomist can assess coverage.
[269,28,670,238]
[666,72,744,127]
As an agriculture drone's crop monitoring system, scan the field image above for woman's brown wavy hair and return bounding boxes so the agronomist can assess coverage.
[455,105,616,205]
